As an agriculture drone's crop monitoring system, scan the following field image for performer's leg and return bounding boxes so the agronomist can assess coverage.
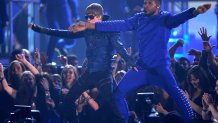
[152,66,194,122]
[114,69,148,123]
[96,75,125,123]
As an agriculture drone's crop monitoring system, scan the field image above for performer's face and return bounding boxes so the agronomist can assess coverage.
[85,14,102,23]
[144,0,160,16]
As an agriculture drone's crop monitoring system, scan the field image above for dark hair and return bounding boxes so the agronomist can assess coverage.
[178,57,190,66]
[10,49,23,62]
[9,49,31,62]
[85,3,104,16]
[67,55,78,66]
[187,65,212,96]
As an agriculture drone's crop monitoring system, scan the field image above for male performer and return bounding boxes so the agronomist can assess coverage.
[70,0,211,122]
[30,3,134,123]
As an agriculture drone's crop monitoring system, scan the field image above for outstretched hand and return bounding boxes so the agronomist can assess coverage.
[198,27,212,41]
[193,3,211,16]
[28,23,34,28]
[68,21,87,32]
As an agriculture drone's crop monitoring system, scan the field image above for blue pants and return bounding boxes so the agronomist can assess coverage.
[114,65,194,122]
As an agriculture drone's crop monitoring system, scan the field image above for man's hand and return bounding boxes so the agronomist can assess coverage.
[176,39,184,47]
[16,54,27,64]
[68,21,87,32]
[193,3,211,16]
[28,23,34,28]
[198,27,212,41]
[188,48,201,56]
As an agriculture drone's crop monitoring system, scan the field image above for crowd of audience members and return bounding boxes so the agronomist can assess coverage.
[0,27,218,123]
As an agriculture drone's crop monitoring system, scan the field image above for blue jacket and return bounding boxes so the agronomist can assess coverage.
[32,25,131,72]
[96,8,197,68]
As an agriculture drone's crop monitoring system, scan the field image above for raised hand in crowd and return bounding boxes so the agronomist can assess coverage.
[34,48,41,64]
[16,54,39,75]
[198,27,212,42]
[169,39,184,60]
[59,55,68,66]
[188,48,201,56]
[34,48,42,72]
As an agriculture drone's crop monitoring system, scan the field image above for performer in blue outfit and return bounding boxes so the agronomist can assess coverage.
[70,0,211,122]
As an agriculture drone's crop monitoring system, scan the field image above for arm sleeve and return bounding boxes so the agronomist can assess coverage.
[110,32,132,63]
[31,24,84,39]
[95,14,140,32]
[165,8,196,28]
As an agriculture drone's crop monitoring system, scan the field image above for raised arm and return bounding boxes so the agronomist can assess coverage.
[198,27,218,76]
[0,63,16,98]
[204,42,218,76]
[34,48,42,73]
[29,23,84,39]
[16,54,39,75]
[110,33,136,70]
[169,39,184,61]
[70,14,139,33]
[166,4,211,28]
